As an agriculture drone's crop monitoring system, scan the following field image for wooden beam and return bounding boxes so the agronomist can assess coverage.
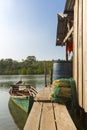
[63,26,73,44]
[66,44,68,61]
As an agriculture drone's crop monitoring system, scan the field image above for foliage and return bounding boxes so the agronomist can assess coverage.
[0,57,53,75]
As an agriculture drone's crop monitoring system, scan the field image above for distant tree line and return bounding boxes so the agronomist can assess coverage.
[0,56,53,75]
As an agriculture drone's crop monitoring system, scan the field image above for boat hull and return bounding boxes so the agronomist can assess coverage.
[8,98,28,130]
[10,96,34,113]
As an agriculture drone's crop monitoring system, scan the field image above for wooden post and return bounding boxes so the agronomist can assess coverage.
[66,44,68,61]
[44,61,47,87]
[50,69,53,86]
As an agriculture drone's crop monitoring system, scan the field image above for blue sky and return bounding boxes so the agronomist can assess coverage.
[0,0,66,61]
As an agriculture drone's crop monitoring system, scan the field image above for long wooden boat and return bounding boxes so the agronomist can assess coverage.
[9,80,37,98]
[8,98,28,129]
[9,80,38,113]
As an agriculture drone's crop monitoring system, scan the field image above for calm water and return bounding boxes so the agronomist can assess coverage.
[0,75,50,130]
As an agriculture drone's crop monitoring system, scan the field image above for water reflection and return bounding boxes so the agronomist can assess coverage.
[0,75,50,91]
[8,98,28,130]
[0,91,19,130]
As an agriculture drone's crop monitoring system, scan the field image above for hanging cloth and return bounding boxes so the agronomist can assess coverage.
[67,42,73,54]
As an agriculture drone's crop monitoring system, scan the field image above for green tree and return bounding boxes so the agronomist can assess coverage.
[0,56,53,75]
[26,56,36,62]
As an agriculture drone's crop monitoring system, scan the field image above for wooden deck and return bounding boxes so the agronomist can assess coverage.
[24,87,77,130]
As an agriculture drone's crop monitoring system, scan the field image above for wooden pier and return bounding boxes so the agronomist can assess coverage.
[24,87,77,130]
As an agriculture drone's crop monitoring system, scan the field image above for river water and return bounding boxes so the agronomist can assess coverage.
[0,75,50,130]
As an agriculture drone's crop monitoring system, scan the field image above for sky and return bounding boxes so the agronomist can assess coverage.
[0,0,66,61]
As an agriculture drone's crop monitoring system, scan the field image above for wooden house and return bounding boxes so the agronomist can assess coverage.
[56,0,87,127]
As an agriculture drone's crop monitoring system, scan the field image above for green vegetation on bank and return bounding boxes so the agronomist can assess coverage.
[0,56,53,75]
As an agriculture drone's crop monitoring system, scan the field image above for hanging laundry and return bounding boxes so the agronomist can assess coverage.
[67,42,73,54]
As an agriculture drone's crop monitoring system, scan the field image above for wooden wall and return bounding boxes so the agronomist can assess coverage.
[83,0,87,112]
[73,0,87,112]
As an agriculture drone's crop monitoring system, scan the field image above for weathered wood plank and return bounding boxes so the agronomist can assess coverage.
[35,87,51,102]
[24,88,77,130]
[40,103,56,130]
[83,0,87,112]
[54,103,77,130]
[24,102,42,130]
[63,26,73,43]
[77,0,83,108]
[73,0,78,91]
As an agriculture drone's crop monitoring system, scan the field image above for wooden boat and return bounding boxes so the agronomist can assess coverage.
[9,80,37,98]
[9,80,38,113]
[8,98,28,129]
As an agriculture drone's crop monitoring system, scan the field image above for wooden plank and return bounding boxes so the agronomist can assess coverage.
[24,88,77,130]
[40,103,56,130]
[77,0,83,108]
[35,87,51,102]
[83,0,87,112]
[53,103,77,130]
[73,0,78,91]
[63,26,73,44]
[24,102,42,130]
